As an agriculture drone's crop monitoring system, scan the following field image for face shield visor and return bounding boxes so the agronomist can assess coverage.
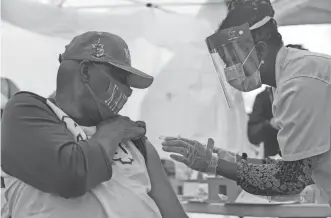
[206,16,272,108]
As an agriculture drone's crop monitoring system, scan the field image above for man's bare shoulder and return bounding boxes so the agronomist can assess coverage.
[145,139,160,160]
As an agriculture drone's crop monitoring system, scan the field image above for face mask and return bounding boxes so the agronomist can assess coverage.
[86,81,128,120]
[85,63,131,121]
[224,46,263,92]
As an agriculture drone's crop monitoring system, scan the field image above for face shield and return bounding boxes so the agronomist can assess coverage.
[206,16,272,108]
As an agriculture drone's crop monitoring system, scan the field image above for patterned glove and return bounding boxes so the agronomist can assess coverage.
[213,147,237,162]
[161,136,219,175]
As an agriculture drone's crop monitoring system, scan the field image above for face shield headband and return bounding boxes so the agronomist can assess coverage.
[206,16,272,108]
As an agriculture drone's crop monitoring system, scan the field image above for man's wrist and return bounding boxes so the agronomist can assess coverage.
[91,133,121,158]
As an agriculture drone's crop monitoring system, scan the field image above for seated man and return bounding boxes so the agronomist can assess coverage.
[1,32,188,218]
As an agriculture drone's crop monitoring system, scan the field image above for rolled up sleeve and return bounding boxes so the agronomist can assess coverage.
[1,93,112,198]
[237,158,313,196]
[274,77,330,161]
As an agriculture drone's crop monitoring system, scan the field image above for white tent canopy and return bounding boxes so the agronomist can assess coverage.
[2,0,331,35]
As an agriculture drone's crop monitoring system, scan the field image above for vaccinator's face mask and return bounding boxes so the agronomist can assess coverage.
[206,17,271,107]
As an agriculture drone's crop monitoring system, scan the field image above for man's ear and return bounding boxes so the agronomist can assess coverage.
[255,41,268,61]
[79,60,90,83]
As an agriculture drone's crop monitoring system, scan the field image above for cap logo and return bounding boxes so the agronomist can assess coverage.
[228,29,236,38]
[90,38,106,59]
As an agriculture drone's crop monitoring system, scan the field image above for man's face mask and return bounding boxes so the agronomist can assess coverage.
[206,16,271,108]
[85,63,132,120]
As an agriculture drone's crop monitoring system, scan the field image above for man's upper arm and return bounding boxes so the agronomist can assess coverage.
[145,140,188,218]
[274,77,331,161]
[1,93,112,198]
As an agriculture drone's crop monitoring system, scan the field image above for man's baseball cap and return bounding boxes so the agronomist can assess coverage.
[60,31,153,89]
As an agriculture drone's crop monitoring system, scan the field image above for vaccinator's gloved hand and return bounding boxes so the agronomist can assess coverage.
[213,147,237,162]
[161,136,219,175]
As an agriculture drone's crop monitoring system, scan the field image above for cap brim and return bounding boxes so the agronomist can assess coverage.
[110,62,153,89]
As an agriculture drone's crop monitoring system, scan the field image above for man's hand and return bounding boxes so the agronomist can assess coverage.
[161,137,219,175]
[92,115,146,160]
[96,115,146,142]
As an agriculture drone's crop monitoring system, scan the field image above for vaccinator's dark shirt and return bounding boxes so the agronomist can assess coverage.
[247,88,280,157]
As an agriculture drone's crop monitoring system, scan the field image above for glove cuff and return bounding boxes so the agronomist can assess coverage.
[206,154,219,175]
[216,150,236,162]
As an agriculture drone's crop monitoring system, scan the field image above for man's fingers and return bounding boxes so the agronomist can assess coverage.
[124,127,146,139]
[135,121,146,128]
[161,139,190,148]
[115,115,132,121]
[162,146,188,156]
[170,154,189,165]
[135,121,146,134]
[136,126,146,135]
